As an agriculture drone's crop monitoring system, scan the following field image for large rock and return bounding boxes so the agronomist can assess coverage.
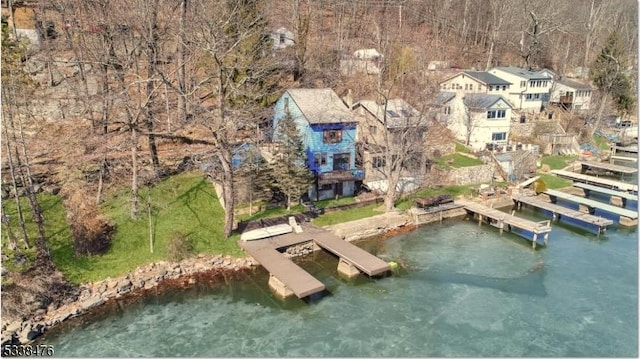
[79,297,105,311]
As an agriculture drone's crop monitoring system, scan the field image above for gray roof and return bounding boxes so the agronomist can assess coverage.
[465,71,512,85]
[463,93,512,110]
[355,99,422,128]
[431,92,456,106]
[286,88,354,125]
[492,66,553,80]
[557,78,592,90]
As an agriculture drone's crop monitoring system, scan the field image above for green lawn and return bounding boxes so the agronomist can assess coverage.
[540,155,577,170]
[4,172,243,284]
[593,133,610,151]
[537,173,572,190]
[312,203,381,226]
[433,153,483,169]
[236,204,306,222]
[455,142,471,153]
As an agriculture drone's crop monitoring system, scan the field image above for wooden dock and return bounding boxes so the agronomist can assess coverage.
[512,194,613,234]
[239,224,390,298]
[545,189,638,226]
[239,239,325,299]
[572,182,638,209]
[579,160,638,175]
[314,232,390,276]
[460,201,552,248]
[551,170,638,193]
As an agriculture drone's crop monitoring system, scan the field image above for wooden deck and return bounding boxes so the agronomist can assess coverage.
[612,145,638,154]
[579,160,638,174]
[545,189,638,220]
[239,224,390,298]
[551,170,638,193]
[572,182,638,201]
[314,232,390,276]
[239,239,325,298]
[460,200,552,248]
[610,155,638,163]
[512,194,613,234]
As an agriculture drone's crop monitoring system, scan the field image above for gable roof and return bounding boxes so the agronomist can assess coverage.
[286,88,354,125]
[355,99,422,128]
[556,78,592,90]
[353,48,383,59]
[465,71,512,85]
[431,91,457,106]
[463,93,512,110]
[492,66,553,80]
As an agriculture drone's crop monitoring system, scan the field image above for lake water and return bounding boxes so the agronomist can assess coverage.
[40,205,638,357]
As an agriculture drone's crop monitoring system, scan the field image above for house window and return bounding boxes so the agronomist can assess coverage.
[333,153,350,171]
[320,184,332,191]
[444,106,451,115]
[520,81,526,88]
[372,156,386,168]
[492,132,507,141]
[469,84,474,91]
[502,85,507,91]
[314,153,327,167]
[369,126,377,135]
[525,94,534,101]
[279,33,285,44]
[487,110,506,119]
[323,129,342,144]
[488,85,493,91]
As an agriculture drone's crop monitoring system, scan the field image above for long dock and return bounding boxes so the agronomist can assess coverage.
[460,201,552,248]
[314,233,390,276]
[551,170,638,193]
[239,223,390,298]
[579,160,638,176]
[512,194,613,234]
[545,189,638,226]
[572,182,638,210]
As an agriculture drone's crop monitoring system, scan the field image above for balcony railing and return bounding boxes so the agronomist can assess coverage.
[317,169,364,184]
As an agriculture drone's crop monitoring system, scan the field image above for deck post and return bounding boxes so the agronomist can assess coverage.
[268,274,294,299]
[478,214,482,226]
[337,258,360,279]
[543,232,549,245]
[532,233,538,249]
[499,218,504,234]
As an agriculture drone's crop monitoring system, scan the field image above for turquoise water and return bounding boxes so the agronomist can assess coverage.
[40,209,637,357]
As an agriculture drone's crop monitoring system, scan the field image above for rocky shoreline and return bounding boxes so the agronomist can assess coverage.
[1,254,259,347]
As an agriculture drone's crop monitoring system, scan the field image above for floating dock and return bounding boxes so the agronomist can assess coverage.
[512,194,613,234]
[239,224,390,299]
[545,189,638,226]
[572,182,638,210]
[551,170,638,193]
[460,201,552,248]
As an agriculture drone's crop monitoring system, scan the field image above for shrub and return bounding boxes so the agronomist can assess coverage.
[65,192,114,256]
[166,231,194,262]
[534,179,548,194]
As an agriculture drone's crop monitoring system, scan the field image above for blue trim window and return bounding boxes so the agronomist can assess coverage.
[323,129,342,144]
[487,109,506,119]
[314,153,327,167]
[492,132,507,141]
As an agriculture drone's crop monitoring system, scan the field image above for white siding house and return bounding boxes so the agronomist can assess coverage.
[270,27,294,50]
[432,92,513,151]
[549,78,593,111]
[439,71,512,97]
[488,67,554,112]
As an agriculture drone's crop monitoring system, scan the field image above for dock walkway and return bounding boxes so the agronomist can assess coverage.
[551,170,638,193]
[460,200,552,248]
[314,232,390,276]
[545,189,638,226]
[572,182,638,204]
[512,194,613,234]
[579,160,638,175]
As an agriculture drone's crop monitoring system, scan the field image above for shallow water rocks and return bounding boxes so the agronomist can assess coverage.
[1,254,259,346]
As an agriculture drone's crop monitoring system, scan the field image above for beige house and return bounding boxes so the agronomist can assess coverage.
[439,71,512,97]
[549,78,593,111]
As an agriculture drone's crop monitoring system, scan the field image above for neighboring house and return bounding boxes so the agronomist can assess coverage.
[488,66,554,113]
[1,2,42,46]
[495,150,538,182]
[352,99,427,192]
[269,27,294,50]
[549,78,593,111]
[340,48,383,76]
[439,71,512,96]
[432,92,513,151]
[272,88,362,201]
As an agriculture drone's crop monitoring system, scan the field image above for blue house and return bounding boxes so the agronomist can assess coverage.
[272,88,363,201]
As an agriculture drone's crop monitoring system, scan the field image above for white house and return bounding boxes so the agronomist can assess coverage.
[488,66,554,113]
[549,78,593,111]
[439,71,512,96]
[270,27,294,50]
[432,92,513,151]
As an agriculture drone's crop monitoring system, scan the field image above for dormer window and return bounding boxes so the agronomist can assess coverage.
[279,33,285,44]
[323,129,342,144]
